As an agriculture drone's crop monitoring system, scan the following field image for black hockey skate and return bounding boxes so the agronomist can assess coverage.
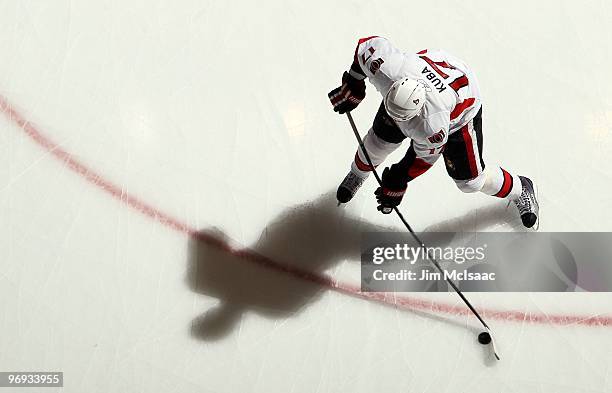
[514,176,539,228]
[336,172,366,204]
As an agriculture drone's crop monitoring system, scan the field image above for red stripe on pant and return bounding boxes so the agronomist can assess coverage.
[494,168,514,198]
[460,125,478,178]
[407,158,432,179]
[354,152,375,171]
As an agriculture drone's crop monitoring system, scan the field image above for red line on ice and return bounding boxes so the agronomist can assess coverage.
[1,94,611,328]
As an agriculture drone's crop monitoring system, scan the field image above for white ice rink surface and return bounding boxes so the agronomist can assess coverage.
[1,1,612,392]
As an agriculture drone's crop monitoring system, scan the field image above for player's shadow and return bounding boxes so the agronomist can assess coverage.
[186,192,520,341]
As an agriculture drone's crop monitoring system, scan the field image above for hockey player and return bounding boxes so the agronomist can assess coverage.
[328,36,539,228]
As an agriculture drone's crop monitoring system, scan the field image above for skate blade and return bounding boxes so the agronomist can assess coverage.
[533,181,540,231]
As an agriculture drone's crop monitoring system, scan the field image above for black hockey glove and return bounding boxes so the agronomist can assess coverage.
[328,71,366,114]
[375,167,407,214]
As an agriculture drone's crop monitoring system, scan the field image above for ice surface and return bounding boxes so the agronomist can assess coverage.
[1,0,611,392]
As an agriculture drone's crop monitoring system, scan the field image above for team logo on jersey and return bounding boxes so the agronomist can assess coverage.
[369,58,384,75]
[428,129,446,144]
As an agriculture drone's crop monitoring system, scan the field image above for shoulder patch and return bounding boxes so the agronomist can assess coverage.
[369,58,384,74]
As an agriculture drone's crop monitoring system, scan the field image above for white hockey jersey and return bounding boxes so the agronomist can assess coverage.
[349,36,482,163]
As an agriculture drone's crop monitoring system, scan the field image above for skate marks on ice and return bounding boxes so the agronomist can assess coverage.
[186,193,519,341]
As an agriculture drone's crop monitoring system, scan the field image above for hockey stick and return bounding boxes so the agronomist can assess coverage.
[345,111,500,360]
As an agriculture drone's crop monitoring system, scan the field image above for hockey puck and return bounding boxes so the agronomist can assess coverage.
[478,332,492,345]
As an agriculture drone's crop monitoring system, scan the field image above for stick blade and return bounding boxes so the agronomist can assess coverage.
[487,328,501,361]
